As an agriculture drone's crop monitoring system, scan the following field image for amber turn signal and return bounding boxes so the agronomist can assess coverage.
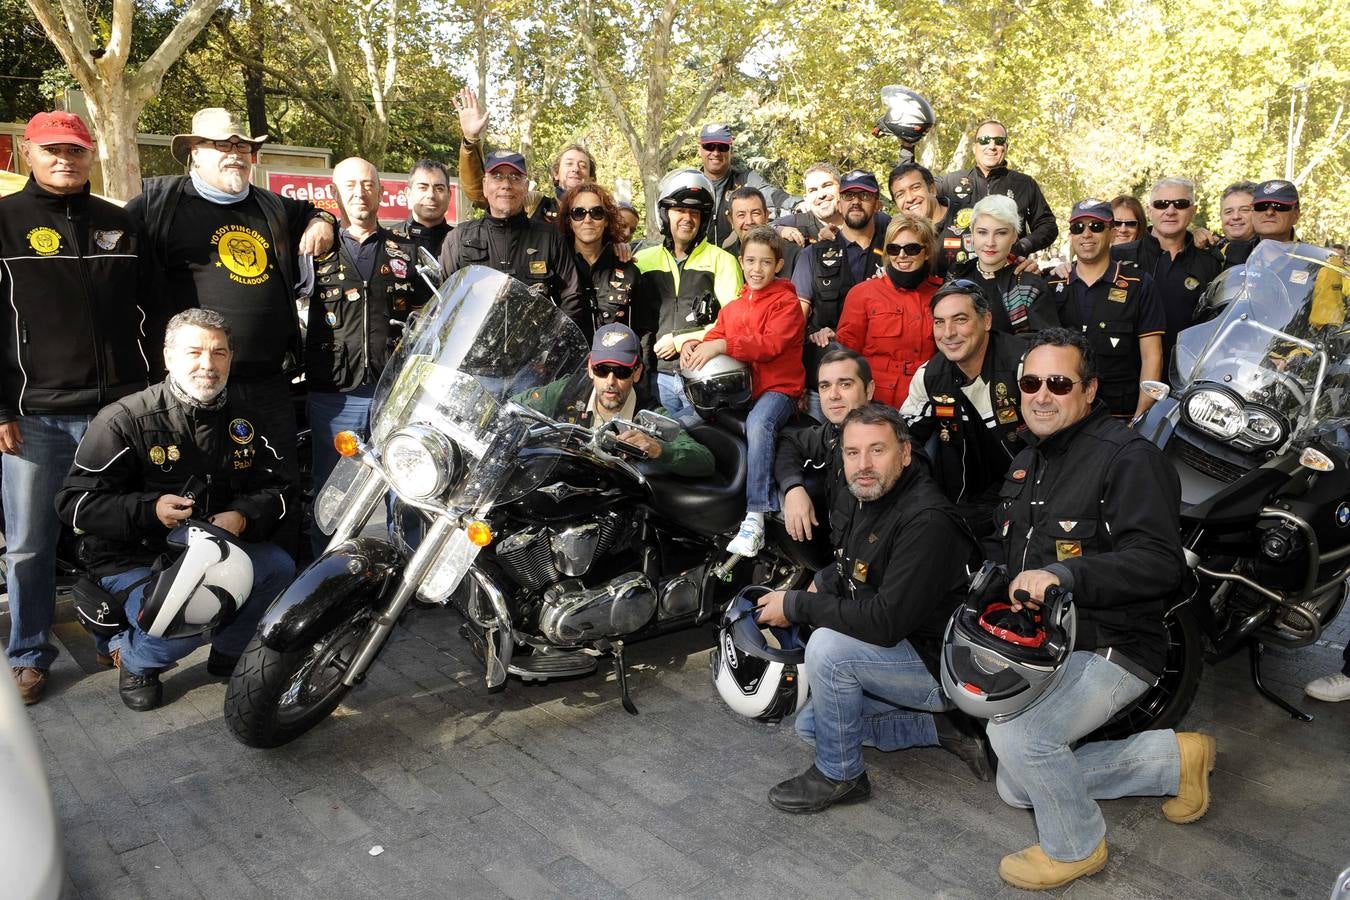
[466,520,493,547]
[334,430,361,458]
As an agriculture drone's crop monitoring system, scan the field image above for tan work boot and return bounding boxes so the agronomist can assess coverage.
[11,666,48,705]
[999,840,1107,890]
[1163,731,1216,823]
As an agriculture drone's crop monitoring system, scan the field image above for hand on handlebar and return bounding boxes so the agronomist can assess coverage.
[615,429,660,460]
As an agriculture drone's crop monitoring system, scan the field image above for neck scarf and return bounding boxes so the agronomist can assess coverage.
[190,169,251,205]
[167,374,228,411]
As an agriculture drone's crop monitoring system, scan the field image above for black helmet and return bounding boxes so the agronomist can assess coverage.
[710,587,810,721]
[680,354,752,419]
[656,168,715,236]
[940,562,1076,722]
[876,86,935,145]
[138,520,255,640]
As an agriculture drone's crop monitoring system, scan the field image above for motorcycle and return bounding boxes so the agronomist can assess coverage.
[224,265,819,748]
[1100,240,1350,737]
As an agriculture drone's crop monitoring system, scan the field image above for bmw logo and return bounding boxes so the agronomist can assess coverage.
[1337,502,1350,528]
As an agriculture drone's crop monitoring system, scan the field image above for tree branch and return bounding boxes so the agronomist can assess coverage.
[1295,100,1348,185]
[130,0,225,102]
[24,0,97,87]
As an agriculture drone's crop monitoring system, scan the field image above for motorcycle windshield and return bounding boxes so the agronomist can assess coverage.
[371,265,588,509]
[1175,241,1348,434]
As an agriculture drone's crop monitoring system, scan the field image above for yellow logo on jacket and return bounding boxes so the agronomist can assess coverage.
[212,225,272,285]
[27,227,62,256]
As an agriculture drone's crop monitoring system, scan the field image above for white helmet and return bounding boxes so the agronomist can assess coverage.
[681,354,752,420]
[710,587,810,721]
[656,168,715,236]
[138,520,254,639]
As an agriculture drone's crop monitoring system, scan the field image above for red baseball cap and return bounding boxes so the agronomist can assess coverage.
[23,112,95,151]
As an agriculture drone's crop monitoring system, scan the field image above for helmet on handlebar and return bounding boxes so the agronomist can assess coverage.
[711,586,810,721]
[940,562,1076,722]
[681,354,752,420]
[656,168,715,237]
[876,86,935,145]
[137,520,255,640]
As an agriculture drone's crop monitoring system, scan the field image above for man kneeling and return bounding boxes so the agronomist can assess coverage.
[754,403,989,813]
[56,309,295,711]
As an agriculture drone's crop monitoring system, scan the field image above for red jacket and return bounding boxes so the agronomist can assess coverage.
[705,277,806,400]
[836,274,940,407]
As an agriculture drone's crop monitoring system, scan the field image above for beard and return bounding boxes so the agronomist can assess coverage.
[843,207,872,229]
[847,466,899,501]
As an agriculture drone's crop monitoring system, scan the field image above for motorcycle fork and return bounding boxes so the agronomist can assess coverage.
[340,515,456,687]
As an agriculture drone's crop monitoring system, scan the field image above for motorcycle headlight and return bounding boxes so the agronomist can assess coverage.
[1242,408,1285,447]
[383,425,460,501]
[1184,389,1243,441]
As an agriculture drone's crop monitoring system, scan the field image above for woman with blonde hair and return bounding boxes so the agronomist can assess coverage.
[947,194,1058,335]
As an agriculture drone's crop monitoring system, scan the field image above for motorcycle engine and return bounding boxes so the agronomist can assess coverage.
[494,511,632,592]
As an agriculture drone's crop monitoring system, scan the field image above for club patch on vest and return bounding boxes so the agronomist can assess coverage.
[212,225,272,285]
[229,418,255,444]
[1056,540,1082,560]
[94,229,124,250]
[1108,288,1128,303]
[27,227,62,255]
[852,559,869,582]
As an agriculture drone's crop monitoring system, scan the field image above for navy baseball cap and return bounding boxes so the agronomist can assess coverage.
[1253,180,1298,207]
[699,123,734,145]
[484,149,527,174]
[1069,199,1114,222]
[839,170,880,194]
[591,324,641,367]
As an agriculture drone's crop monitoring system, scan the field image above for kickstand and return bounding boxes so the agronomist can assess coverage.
[612,640,639,716]
[1248,639,1313,722]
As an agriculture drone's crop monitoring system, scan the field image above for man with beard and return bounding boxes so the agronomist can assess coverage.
[391,159,454,256]
[1111,176,1221,360]
[887,162,962,276]
[756,403,989,814]
[697,122,793,247]
[520,324,713,477]
[439,149,585,334]
[773,163,844,247]
[937,120,1057,258]
[56,309,295,711]
[454,86,595,224]
[791,170,889,420]
[306,157,429,550]
[0,111,152,703]
[126,107,336,553]
[1050,200,1163,420]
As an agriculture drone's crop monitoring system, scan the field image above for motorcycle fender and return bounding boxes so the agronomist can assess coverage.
[256,538,407,653]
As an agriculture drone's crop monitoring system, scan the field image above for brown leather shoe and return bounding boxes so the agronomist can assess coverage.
[1163,732,1216,823]
[95,651,115,669]
[999,840,1107,890]
[12,666,48,705]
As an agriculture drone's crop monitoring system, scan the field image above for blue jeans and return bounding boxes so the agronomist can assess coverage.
[307,386,375,555]
[4,414,91,668]
[803,390,824,424]
[656,372,696,423]
[794,628,947,781]
[744,391,795,514]
[102,541,295,675]
[986,651,1181,862]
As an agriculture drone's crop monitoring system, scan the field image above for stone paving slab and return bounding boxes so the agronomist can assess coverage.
[10,599,1350,899]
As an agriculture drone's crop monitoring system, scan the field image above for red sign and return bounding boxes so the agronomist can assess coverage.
[265,169,459,224]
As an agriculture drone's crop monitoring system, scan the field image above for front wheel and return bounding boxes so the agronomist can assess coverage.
[1087,603,1203,742]
[224,605,377,748]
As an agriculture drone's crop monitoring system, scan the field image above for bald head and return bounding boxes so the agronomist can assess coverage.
[333,156,380,229]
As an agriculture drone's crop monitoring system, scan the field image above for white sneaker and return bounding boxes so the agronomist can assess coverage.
[726,517,765,557]
[1305,671,1350,702]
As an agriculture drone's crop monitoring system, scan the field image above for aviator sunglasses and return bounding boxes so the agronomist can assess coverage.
[569,205,607,222]
[1018,374,1082,396]
[1069,220,1109,235]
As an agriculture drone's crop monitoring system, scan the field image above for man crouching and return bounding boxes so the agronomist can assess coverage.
[56,309,295,711]
[754,403,989,813]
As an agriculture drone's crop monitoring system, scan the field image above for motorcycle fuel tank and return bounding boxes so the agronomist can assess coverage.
[501,446,644,523]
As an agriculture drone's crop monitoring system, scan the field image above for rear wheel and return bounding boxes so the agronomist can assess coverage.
[224,605,377,748]
[1087,603,1203,741]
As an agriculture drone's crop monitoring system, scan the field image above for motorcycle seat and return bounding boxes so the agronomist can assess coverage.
[644,424,747,536]
[697,407,818,443]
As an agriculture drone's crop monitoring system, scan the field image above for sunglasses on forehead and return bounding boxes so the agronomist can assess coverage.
[568,205,607,222]
[1069,220,1108,234]
[1151,198,1193,210]
[1018,374,1082,396]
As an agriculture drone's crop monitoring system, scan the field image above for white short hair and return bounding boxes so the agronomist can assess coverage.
[970,194,1020,233]
[1150,176,1196,200]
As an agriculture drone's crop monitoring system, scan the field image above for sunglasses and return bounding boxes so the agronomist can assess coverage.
[1252,201,1295,212]
[701,143,731,153]
[976,135,1008,146]
[1151,198,1193,210]
[1112,219,1139,229]
[1069,220,1109,235]
[1018,374,1082,396]
[488,170,526,184]
[593,363,635,379]
[885,242,925,257]
[569,205,607,222]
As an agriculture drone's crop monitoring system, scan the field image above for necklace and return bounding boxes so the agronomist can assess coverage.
[975,260,1005,279]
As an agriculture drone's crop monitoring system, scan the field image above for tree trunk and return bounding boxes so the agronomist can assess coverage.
[241,0,268,138]
[86,80,145,199]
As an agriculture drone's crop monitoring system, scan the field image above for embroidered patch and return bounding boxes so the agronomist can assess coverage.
[166,444,181,462]
[390,258,408,278]
[1056,540,1082,560]
[530,260,548,275]
[229,418,255,444]
[852,559,869,582]
[1108,288,1128,303]
[93,229,123,250]
[27,227,61,255]
[1184,276,1200,290]
[326,311,337,326]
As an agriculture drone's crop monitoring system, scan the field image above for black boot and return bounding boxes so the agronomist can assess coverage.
[768,765,871,813]
[119,666,163,711]
[206,649,240,678]
[934,711,995,782]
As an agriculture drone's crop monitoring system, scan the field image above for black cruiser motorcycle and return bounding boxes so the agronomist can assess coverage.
[1100,241,1350,736]
[225,266,817,747]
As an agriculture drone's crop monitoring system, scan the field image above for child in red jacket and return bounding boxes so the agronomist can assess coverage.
[680,225,806,556]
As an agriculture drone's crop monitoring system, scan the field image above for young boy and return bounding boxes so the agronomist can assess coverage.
[681,225,806,556]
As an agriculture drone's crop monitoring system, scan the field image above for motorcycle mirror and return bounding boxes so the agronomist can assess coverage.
[635,409,680,442]
[1140,381,1170,402]
[416,246,444,291]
